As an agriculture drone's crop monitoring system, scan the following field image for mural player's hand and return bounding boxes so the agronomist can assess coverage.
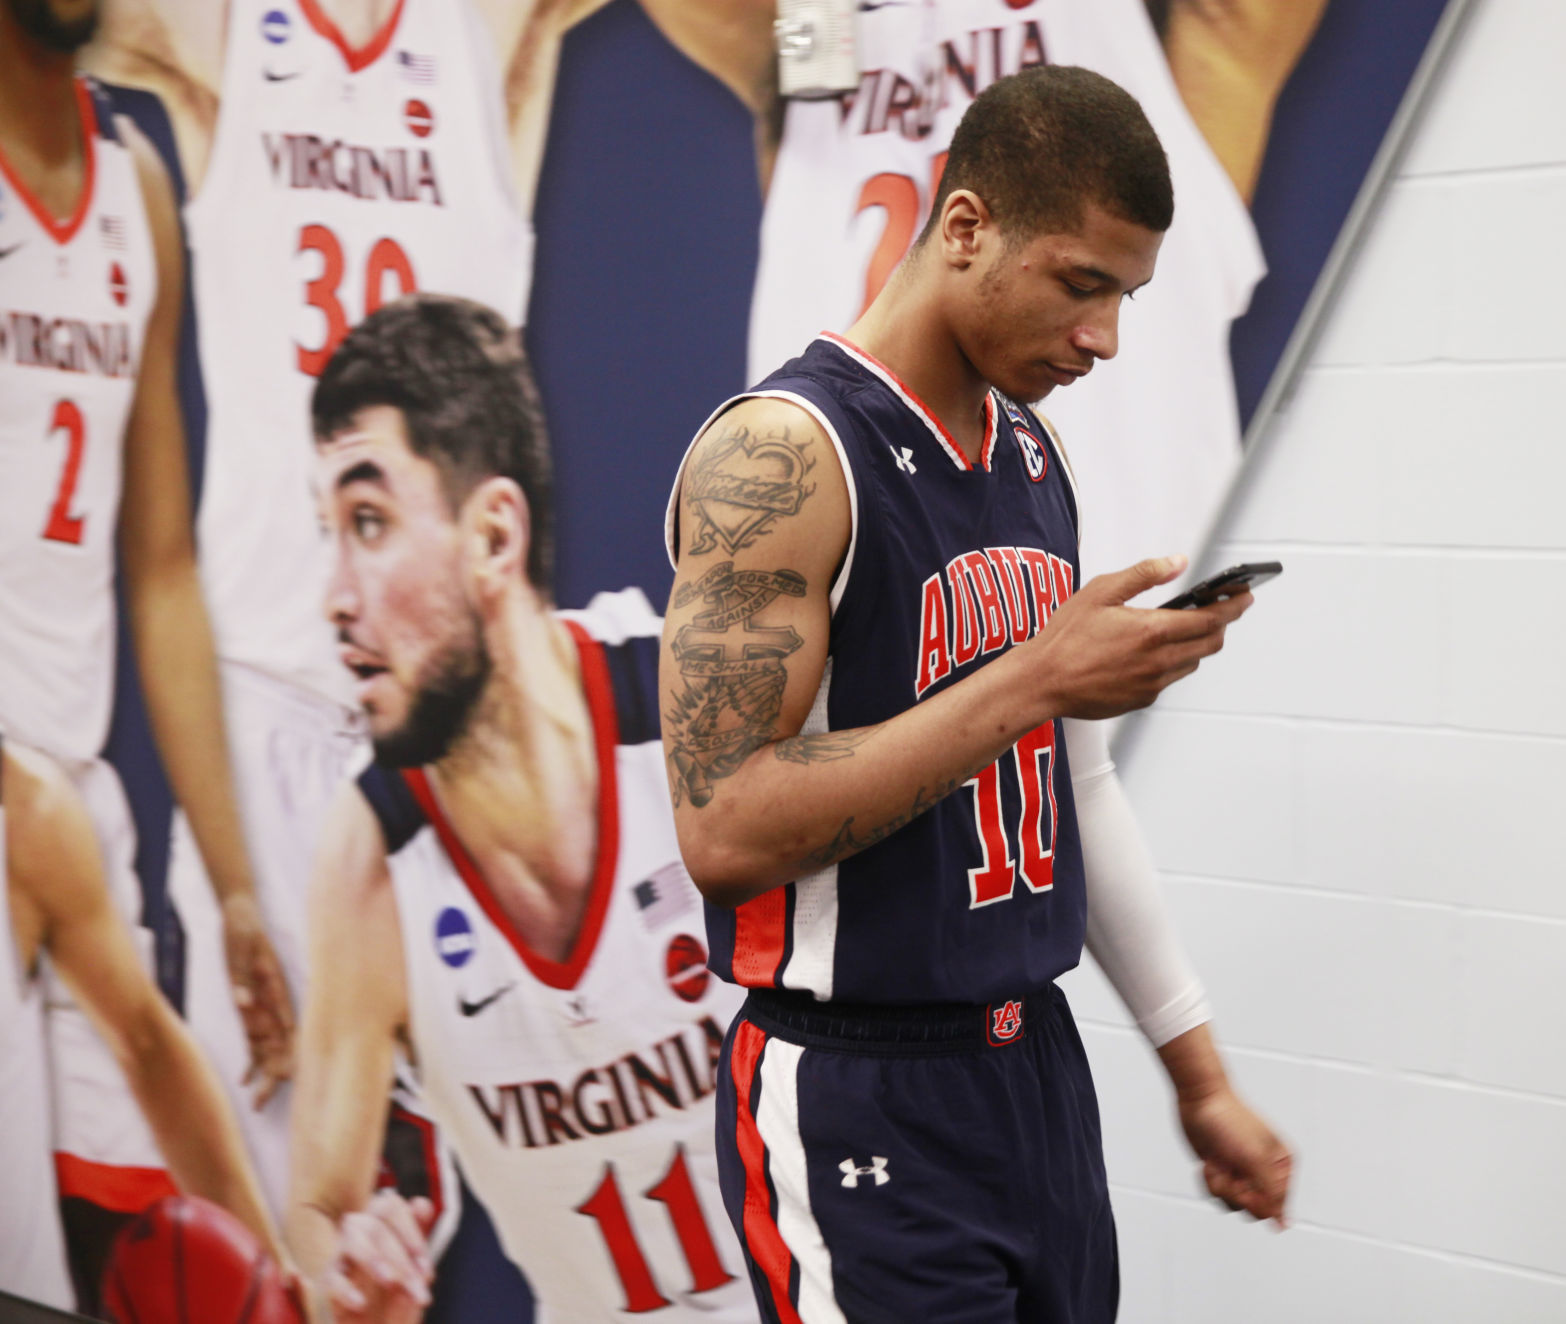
[321,1191,435,1323]
[222,891,296,1107]
[1178,1083,1293,1226]
[1030,555,1253,719]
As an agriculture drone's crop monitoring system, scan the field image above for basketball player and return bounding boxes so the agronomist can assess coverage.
[747,0,1330,584]
[285,295,754,1323]
[80,0,774,1221]
[0,0,292,1299]
[1,736,282,1312]
[661,68,1290,1321]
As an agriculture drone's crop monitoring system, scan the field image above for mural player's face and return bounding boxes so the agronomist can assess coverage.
[961,202,1163,404]
[317,407,490,767]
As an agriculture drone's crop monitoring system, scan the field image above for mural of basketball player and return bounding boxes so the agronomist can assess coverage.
[78,0,775,1224]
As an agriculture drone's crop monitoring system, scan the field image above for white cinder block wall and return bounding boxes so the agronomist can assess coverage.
[1057,1,1566,1317]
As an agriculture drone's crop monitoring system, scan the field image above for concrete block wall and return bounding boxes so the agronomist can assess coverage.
[1057,1,1566,1316]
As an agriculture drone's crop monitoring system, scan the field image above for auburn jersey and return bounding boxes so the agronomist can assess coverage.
[186,0,532,704]
[0,80,156,763]
[668,336,1088,1005]
[357,592,752,1323]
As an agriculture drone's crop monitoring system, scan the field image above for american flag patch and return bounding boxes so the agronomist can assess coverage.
[100,215,126,250]
[632,861,699,931]
[397,50,435,83]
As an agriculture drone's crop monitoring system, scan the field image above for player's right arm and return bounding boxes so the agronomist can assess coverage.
[286,784,433,1323]
[1,743,282,1262]
[659,397,1250,908]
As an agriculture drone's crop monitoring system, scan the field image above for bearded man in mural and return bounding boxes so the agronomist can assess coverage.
[288,294,754,1323]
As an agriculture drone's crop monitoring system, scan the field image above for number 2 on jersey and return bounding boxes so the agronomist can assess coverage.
[577,1144,734,1312]
[41,399,88,545]
[296,225,417,376]
[965,722,1058,907]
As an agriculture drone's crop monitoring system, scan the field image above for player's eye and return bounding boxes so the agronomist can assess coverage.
[352,506,387,542]
[1062,281,1095,299]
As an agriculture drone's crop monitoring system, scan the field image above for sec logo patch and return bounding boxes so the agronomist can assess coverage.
[665,934,710,1003]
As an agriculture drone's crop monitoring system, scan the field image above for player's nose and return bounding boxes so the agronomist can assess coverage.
[322,554,359,625]
[1072,308,1119,362]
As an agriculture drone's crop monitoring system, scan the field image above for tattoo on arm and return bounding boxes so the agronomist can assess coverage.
[684,422,816,556]
[772,726,881,765]
[791,758,992,875]
[665,561,807,809]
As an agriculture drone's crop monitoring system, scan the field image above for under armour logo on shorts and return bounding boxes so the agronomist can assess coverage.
[839,1156,890,1188]
[889,445,917,474]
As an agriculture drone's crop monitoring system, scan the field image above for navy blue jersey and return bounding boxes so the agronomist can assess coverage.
[683,334,1087,1005]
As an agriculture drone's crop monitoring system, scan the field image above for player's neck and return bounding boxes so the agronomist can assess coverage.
[426,613,600,948]
[313,0,401,49]
[0,21,84,182]
[846,263,993,463]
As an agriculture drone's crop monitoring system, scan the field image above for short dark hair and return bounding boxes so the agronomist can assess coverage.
[312,294,554,594]
[921,65,1173,245]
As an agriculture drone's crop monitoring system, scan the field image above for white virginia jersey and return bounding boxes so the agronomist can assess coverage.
[187,0,533,703]
[751,0,1266,580]
[355,591,753,1323]
[0,81,155,762]
[0,749,76,1309]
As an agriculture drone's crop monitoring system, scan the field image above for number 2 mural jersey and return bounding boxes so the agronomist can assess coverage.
[669,336,1088,1005]
[186,0,531,703]
[0,81,155,763]
[356,593,752,1323]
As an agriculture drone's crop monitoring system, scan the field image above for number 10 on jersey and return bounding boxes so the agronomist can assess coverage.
[965,722,1058,908]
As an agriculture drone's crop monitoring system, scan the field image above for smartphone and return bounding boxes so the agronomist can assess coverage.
[1158,561,1282,610]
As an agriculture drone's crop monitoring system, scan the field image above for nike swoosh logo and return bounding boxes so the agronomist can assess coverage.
[857,1,910,9]
[264,69,301,82]
[458,983,516,1017]
[0,243,23,260]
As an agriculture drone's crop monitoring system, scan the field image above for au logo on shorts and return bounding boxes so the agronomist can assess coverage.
[987,998,1025,1046]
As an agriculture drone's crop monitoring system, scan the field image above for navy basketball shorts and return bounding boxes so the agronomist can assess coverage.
[714,984,1118,1324]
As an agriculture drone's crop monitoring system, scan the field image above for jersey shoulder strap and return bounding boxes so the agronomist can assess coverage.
[356,764,428,855]
[599,635,660,746]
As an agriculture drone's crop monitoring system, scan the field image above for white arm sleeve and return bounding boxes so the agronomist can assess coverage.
[1065,717,1211,1048]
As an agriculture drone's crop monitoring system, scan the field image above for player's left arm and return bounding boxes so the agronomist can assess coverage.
[1155,0,1331,203]
[117,120,295,1103]
[1067,718,1292,1224]
[2,742,284,1260]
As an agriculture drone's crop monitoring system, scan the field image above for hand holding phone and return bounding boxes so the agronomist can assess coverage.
[1158,562,1282,611]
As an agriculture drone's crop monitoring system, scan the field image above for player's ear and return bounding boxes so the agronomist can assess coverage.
[465,477,530,592]
[938,189,990,270]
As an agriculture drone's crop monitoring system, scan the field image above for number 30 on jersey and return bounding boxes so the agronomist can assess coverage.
[295,224,417,376]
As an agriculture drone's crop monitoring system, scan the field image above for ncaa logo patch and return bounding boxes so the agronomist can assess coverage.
[404,98,434,138]
[665,934,710,1003]
[434,907,476,968]
[260,8,291,43]
[986,998,1025,1046]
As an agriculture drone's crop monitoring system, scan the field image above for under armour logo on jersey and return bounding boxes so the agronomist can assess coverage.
[839,1157,890,1188]
[987,999,1025,1045]
[890,445,917,474]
